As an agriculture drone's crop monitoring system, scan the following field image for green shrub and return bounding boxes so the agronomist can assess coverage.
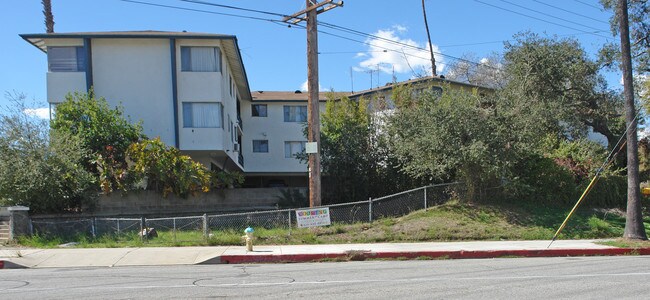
[506,154,577,205]
[580,175,627,208]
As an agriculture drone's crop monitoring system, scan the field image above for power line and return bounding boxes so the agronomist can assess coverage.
[319,50,388,54]
[170,0,502,70]
[308,25,505,72]
[120,0,287,26]
[573,0,604,11]
[474,0,611,39]
[314,21,498,69]
[498,0,608,32]
[178,0,290,18]
[437,30,616,48]
[172,0,478,68]
[533,0,610,25]
[122,0,501,73]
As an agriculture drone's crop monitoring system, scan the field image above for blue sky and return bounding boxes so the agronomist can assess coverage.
[1,0,615,115]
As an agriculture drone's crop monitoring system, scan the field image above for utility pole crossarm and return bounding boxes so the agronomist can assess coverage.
[282,1,343,24]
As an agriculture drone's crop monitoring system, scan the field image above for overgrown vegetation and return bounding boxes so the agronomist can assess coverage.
[17,199,649,248]
[312,32,631,209]
[0,93,96,213]
[0,91,242,213]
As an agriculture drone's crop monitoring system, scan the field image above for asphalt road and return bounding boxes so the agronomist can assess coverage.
[2,256,650,299]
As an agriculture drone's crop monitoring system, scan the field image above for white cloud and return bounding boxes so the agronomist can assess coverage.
[23,107,50,119]
[300,79,325,92]
[480,57,489,64]
[393,25,407,33]
[357,28,444,77]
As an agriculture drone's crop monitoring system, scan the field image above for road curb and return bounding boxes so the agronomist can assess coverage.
[218,248,650,264]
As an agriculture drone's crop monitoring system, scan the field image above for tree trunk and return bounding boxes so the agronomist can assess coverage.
[618,0,647,240]
[42,0,54,33]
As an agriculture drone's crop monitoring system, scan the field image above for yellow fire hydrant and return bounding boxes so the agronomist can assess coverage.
[243,227,254,252]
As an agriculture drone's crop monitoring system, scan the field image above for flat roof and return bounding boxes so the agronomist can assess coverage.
[251,91,351,102]
[348,75,493,98]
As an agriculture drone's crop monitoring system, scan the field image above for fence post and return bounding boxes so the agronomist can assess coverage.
[424,186,428,209]
[117,219,121,235]
[140,217,145,242]
[91,217,96,238]
[368,197,373,222]
[287,209,292,230]
[203,214,208,240]
[173,218,177,243]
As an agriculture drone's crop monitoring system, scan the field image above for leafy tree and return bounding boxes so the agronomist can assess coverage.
[387,85,516,201]
[444,53,507,89]
[305,94,418,204]
[601,0,650,73]
[124,138,243,198]
[50,91,145,172]
[501,32,624,149]
[317,95,373,204]
[0,93,96,213]
[52,92,242,199]
[96,138,243,197]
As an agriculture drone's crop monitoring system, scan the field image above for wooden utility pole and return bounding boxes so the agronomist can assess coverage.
[284,1,343,207]
[618,0,647,240]
[421,0,436,76]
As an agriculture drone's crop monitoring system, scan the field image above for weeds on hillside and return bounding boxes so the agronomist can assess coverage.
[16,201,648,248]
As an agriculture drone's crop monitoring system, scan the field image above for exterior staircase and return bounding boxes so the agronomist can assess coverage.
[0,216,10,243]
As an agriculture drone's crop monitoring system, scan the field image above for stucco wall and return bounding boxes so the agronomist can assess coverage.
[91,38,175,146]
[47,72,86,103]
[241,101,326,173]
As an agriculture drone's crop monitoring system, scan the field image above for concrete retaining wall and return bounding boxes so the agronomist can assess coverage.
[88,187,305,217]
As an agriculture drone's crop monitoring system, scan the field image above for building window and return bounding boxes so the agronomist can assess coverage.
[229,76,233,96]
[180,46,221,72]
[182,102,222,128]
[47,46,85,72]
[230,120,234,142]
[284,141,306,158]
[252,140,268,153]
[251,104,267,117]
[283,105,307,122]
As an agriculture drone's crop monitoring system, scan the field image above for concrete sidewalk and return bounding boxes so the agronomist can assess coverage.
[2,240,649,269]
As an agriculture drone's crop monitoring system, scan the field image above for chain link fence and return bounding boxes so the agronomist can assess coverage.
[30,183,462,241]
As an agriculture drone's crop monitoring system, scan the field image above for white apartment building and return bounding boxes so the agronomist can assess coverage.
[21,31,340,188]
[241,91,330,188]
[21,31,250,173]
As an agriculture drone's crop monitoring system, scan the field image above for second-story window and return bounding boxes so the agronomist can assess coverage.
[251,104,267,117]
[283,105,307,122]
[180,46,221,72]
[252,140,268,153]
[182,102,222,128]
[47,46,85,72]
